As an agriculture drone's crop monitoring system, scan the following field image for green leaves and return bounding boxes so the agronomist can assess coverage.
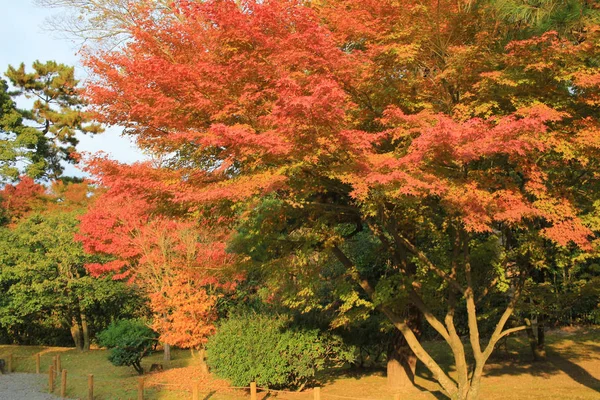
[206,313,354,389]
[97,319,158,374]
[0,78,30,181]
[2,61,102,181]
[0,185,144,347]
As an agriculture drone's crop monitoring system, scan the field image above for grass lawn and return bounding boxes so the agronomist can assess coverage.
[1,326,599,400]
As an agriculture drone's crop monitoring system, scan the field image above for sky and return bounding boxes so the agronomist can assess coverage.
[0,1,147,177]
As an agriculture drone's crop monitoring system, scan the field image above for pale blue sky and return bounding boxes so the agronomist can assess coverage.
[0,1,147,177]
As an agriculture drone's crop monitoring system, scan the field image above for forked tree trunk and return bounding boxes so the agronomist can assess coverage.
[332,243,524,400]
[133,360,144,375]
[525,318,546,361]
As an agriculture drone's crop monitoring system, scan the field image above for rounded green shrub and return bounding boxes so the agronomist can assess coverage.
[206,314,351,389]
[97,319,158,374]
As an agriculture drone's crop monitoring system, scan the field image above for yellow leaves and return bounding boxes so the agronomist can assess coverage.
[479,71,519,87]
[329,289,374,329]
[453,101,499,120]
[282,287,322,313]
[381,42,420,64]
[524,61,555,73]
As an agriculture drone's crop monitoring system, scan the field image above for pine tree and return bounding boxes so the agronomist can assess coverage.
[4,61,102,181]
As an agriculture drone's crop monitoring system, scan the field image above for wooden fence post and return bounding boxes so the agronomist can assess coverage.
[88,374,94,400]
[138,377,144,400]
[36,353,41,374]
[7,353,12,373]
[250,382,257,400]
[56,354,61,377]
[314,386,321,400]
[49,365,55,393]
[60,369,67,398]
[52,356,57,379]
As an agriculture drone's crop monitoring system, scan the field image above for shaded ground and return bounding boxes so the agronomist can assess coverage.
[0,326,599,399]
[0,373,69,400]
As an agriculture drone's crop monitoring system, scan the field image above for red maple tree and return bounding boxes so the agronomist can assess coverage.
[80,1,600,398]
[78,160,238,350]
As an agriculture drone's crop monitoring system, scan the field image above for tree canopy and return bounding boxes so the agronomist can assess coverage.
[1,61,101,182]
[21,0,600,397]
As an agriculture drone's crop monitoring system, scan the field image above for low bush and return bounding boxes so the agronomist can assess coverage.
[206,313,353,389]
[97,319,157,374]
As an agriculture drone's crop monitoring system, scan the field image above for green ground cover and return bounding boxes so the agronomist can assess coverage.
[1,326,598,400]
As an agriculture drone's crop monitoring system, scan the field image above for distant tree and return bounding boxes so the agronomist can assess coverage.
[0,176,46,225]
[3,61,101,181]
[35,0,172,48]
[0,182,143,350]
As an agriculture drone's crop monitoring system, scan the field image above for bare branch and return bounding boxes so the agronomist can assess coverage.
[497,325,527,341]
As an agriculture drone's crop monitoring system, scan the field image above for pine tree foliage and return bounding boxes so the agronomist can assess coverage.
[4,61,102,180]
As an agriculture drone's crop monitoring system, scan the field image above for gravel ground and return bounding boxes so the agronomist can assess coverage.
[0,373,69,400]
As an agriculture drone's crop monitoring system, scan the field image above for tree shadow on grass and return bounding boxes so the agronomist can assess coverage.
[316,366,386,386]
[413,382,448,400]
[547,351,600,394]
[317,328,599,399]
[412,328,600,397]
[476,329,600,395]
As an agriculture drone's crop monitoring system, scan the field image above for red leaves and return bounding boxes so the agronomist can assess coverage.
[77,156,240,348]
[343,104,594,243]
[0,177,46,224]
[80,0,598,261]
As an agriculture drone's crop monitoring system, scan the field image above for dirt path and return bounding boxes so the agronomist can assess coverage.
[0,373,69,400]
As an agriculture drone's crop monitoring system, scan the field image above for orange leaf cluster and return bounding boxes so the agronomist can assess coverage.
[81,0,600,285]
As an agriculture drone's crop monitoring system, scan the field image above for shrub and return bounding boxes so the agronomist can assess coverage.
[97,319,157,374]
[206,313,353,389]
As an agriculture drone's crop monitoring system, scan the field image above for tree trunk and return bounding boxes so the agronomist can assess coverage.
[81,312,90,352]
[163,343,171,361]
[525,318,546,361]
[387,305,421,389]
[198,347,209,373]
[387,333,418,388]
[536,320,546,360]
[466,367,483,400]
[70,318,83,351]
[133,360,144,375]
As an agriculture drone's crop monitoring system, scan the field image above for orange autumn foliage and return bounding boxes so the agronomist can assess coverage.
[0,176,46,224]
[82,0,595,248]
[78,165,238,349]
[149,277,218,349]
[79,1,600,398]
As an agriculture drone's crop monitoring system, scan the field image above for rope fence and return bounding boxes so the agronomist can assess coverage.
[0,352,402,400]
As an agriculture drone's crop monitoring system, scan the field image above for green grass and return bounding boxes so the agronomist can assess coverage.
[0,346,237,400]
[1,326,599,400]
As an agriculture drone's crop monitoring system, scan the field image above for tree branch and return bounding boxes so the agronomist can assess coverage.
[394,231,465,293]
[331,245,375,297]
[497,325,527,341]
[407,286,450,342]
